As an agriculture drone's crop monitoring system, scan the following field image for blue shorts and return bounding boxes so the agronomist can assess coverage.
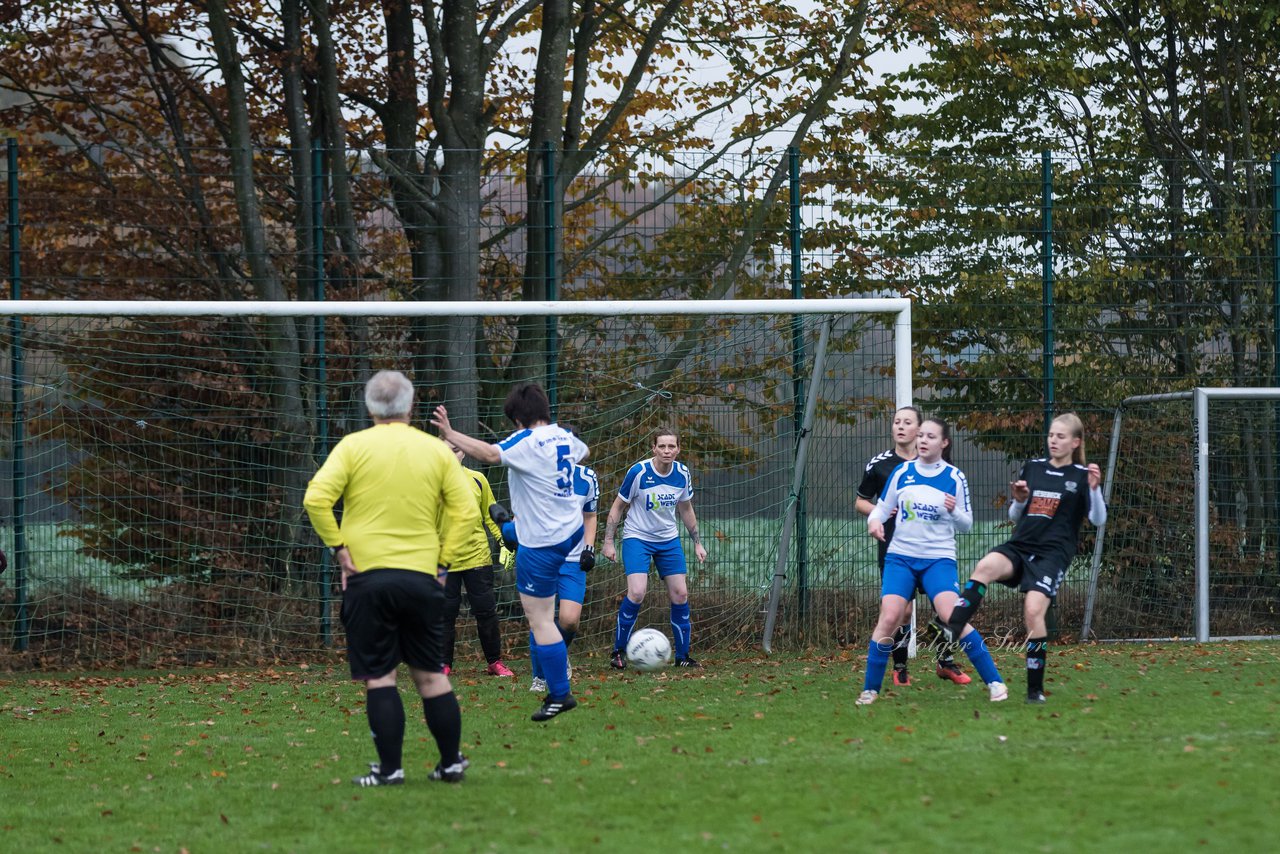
[515,528,584,599]
[555,560,587,604]
[622,537,686,578]
[881,553,960,602]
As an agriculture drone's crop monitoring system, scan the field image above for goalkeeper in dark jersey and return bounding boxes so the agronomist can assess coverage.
[940,413,1106,704]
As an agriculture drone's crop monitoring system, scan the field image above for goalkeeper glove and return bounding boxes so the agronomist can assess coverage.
[489,503,518,549]
[579,546,595,573]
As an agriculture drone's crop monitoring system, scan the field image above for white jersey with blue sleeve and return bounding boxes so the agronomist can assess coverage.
[498,423,590,548]
[869,460,973,559]
[566,464,599,563]
[618,460,693,543]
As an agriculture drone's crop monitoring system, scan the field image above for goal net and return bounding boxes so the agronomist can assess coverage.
[0,299,911,667]
[1083,388,1280,641]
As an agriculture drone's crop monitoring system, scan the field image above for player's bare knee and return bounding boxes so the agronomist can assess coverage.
[876,604,906,634]
[1023,595,1050,627]
[970,564,996,583]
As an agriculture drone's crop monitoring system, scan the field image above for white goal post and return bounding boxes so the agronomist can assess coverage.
[1083,386,1280,643]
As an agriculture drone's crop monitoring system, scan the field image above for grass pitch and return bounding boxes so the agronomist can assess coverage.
[2,642,1277,852]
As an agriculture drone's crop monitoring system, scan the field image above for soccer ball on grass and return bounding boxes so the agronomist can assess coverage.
[625,627,673,672]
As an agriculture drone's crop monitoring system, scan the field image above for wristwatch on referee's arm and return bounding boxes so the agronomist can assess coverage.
[329,544,347,558]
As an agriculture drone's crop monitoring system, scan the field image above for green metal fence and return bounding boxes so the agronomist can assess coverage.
[2,141,1278,665]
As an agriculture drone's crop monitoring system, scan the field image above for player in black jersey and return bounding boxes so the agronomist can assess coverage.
[940,413,1106,703]
[856,406,969,687]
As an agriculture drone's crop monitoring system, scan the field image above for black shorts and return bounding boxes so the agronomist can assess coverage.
[340,568,446,680]
[989,544,1069,598]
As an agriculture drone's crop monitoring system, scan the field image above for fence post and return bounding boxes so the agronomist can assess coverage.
[543,142,559,416]
[1041,150,1058,639]
[1272,153,1280,562]
[1272,154,1279,389]
[311,143,333,646]
[1041,150,1055,435]
[6,138,28,651]
[788,146,809,621]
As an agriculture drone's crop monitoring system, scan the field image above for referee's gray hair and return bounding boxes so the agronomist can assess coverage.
[365,370,414,419]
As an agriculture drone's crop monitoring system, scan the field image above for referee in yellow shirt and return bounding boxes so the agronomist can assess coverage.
[304,370,479,787]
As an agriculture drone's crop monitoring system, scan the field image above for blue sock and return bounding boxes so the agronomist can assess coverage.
[670,602,691,659]
[614,597,641,651]
[528,630,543,679]
[959,629,1003,685]
[534,640,571,699]
[864,638,891,692]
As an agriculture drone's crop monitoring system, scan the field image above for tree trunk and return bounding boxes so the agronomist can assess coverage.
[205,0,310,589]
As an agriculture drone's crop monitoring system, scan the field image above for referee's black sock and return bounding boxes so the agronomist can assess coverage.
[366,685,405,775]
[947,580,987,636]
[561,627,577,649]
[891,625,910,670]
[1026,636,1049,694]
[422,692,463,767]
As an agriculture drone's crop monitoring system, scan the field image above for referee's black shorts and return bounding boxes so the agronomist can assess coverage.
[340,568,446,680]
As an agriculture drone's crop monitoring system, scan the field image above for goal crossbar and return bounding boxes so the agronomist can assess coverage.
[2,296,914,411]
[0,298,911,318]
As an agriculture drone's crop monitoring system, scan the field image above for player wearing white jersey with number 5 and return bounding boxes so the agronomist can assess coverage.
[603,427,707,669]
[432,383,589,722]
[856,417,1007,706]
[528,453,599,693]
